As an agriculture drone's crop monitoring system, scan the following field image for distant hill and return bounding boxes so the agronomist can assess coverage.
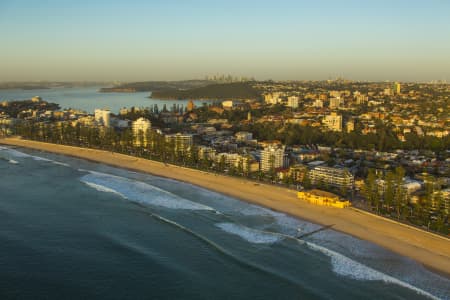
[150,82,260,100]
[99,80,211,93]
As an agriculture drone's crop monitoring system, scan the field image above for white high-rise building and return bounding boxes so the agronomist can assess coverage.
[94,109,111,127]
[287,96,299,109]
[323,112,342,132]
[260,144,286,172]
[132,117,152,147]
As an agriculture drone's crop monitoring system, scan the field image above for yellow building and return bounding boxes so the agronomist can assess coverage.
[297,189,350,208]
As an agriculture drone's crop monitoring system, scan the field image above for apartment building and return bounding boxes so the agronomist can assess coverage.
[309,165,354,189]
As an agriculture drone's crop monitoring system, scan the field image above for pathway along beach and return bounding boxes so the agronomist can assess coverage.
[1,137,449,277]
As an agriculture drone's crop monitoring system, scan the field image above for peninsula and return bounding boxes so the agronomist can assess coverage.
[99,80,210,93]
[99,80,261,100]
[149,82,260,100]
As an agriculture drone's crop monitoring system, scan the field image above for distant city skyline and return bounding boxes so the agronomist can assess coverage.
[1,0,449,82]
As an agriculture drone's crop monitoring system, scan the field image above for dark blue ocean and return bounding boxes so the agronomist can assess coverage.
[0,146,449,300]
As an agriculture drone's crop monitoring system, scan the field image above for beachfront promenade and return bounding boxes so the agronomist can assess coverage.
[1,137,449,277]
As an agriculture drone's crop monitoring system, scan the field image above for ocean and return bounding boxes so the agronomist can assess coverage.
[0,146,449,300]
[0,86,213,114]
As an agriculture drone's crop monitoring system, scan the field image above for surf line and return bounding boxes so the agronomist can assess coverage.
[139,209,305,289]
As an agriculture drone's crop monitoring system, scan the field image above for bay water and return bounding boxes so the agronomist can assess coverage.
[0,87,212,114]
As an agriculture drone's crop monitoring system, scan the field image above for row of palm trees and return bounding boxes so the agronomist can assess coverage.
[10,121,448,234]
[362,168,448,234]
[13,121,224,172]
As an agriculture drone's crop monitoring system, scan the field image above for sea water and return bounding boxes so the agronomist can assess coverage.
[0,86,213,114]
[0,146,449,299]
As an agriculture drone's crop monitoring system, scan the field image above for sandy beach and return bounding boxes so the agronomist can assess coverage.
[1,137,449,277]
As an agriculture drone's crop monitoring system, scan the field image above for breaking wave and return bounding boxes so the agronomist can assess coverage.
[82,181,126,198]
[216,223,283,244]
[0,147,31,158]
[29,154,71,167]
[215,219,440,299]
[30,155,52,162]
[306,242,439,300]
[0,147,70,167]
[80,171,215,211]
[51,161,71,167]
[239,205,321,235]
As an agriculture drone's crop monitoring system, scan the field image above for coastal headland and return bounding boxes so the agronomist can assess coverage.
[98,80,260,100]
[1,137,449,277]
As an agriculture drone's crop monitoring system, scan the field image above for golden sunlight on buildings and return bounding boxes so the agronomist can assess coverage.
[297,189,351,208]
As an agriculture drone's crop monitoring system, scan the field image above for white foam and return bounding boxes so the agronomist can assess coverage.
[51,161,70,167]
[306,242,438,300]
[239,205,321,235]
[0,147,71,167]
[216,222,282,244]
[82,181,126,198]
[30,155,52,162]
[3,148,31,158]
[29,155,71,167]
[8,159,19,164]
[80,171,215,211]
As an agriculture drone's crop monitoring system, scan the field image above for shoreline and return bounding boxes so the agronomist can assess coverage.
[1,137,450,278]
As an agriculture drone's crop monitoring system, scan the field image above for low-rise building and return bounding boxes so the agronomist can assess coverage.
[288,164,308,182]
[165,133,193,153]
[309,165,354,189]
[215,153,253,172]
[323,112,342,132]
[235,131,253,142]
[198,146,216,160]
[297,189,350,208]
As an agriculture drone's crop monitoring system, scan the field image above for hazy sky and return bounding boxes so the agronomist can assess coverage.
[1,0,449,82]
